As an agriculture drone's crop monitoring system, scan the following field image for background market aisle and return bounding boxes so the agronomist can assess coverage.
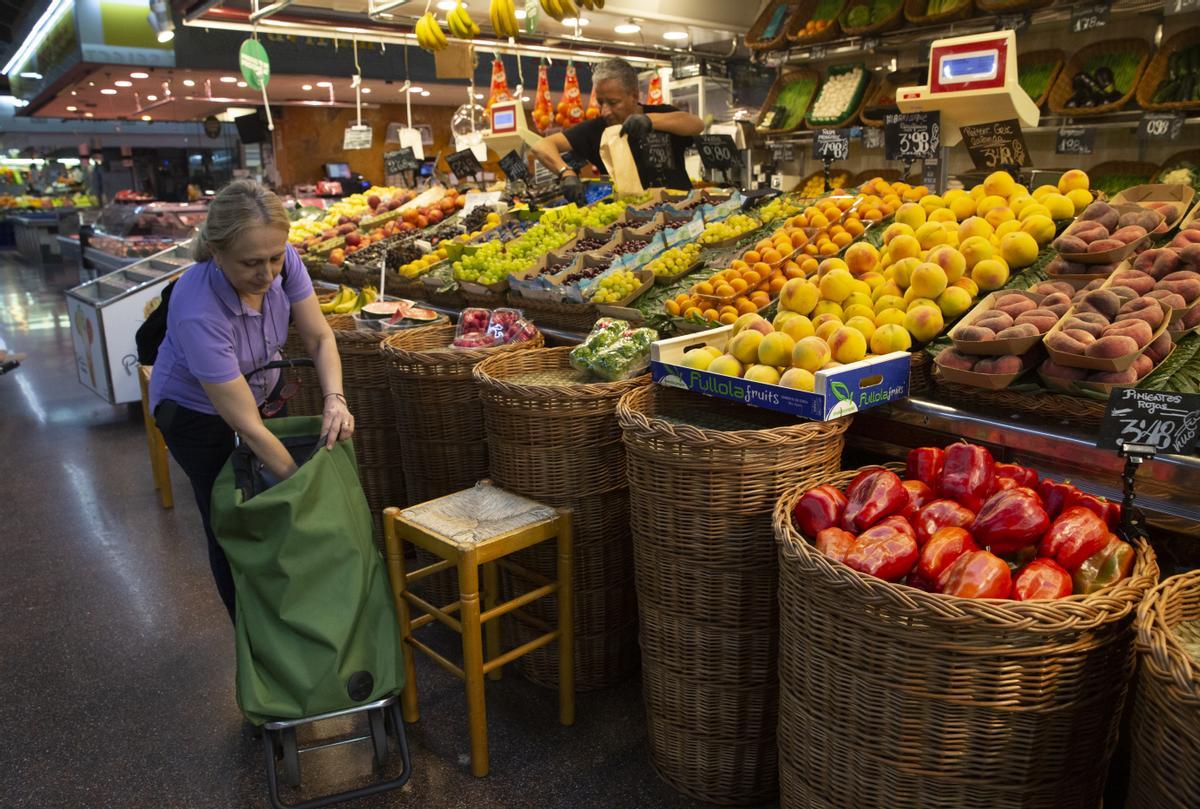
[0,252,746,809]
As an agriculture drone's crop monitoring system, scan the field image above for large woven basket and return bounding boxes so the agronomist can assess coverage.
[1127,571,1200,808]
[474,347,650,689]
[774,465,1159,809]
[378,323,543,606]
[1136,28,1200,113]
[1049,39,1151,117]
[617,385,851,805]
[507,293,600,334]
[745,0,805,51]
[279,291,338,417]
[933,379,1106,427]
[327,314,445,545]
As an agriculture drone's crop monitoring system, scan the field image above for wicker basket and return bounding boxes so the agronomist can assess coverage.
[344,265,370,289]
[279,291,338,418]
[745,0,805,51]
[774,466,1159,809]
[1137,28,1200,112]
[908,350,933,396]
[1155,149,1200,182]
[786,0,846,45]
[617,385,850,805]
[755,68,821,136]
[1018,49,1067,110]
[933,379,1106,427]
[379,322,544,606]
[859,68,925,127]
[474,347,650,689]
[839,0,905,36]
[805,71,876,130]
[461,287,508,310]
[1049,39,1151,117]
[507,293,600,334]
[903,0,972,25]
[1128,571,1200,808]
[976,0,1052,9]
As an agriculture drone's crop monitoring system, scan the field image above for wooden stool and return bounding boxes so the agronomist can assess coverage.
[382,482,575,777]
[137,365,173,510]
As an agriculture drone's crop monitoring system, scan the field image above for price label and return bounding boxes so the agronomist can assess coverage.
[812,128,850,162]
[384,147,419,175]
[959,118,1032,170]
[343,125,372,150]
[810,43,827,59]
[1138,111,1186,142]
[695,134,738,171]
[1098,389,1200,455]
[561,151,589,173]
[1070,3,1109,32]
[921,157,941,194]
[884,112,940,161]
[1164,0,1199,15]
[1055,127,1096,155]
[862,126,884,150]
[772,144,796,163]
[996,13,1029,32]
[642,131,675,171]
[446,148,483,179]
[861,36,881,51]
[498,150,531,181]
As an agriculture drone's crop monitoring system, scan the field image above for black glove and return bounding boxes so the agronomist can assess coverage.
[561,172,586,205]
[619,113,653,139]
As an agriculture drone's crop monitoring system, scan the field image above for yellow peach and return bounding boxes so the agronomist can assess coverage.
[870,322,913,354]
[792,336,832,373]
[845,315,877,343]
[910,262,949,299]
[818,270,855,303]
[779,278,819,315]
[971,258,1010,291]
[1058,169,1089,194]
[936,286,973,320]
[708,354,744,377]
[728,330,764,365]
[744,364,781,385]
[828,325,868,364]
[780,315,815,341]
[779,367,815,391]
[903,304,945,343]
[758,331,796,367]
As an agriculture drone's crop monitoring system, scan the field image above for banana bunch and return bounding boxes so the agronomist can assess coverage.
[320,285,377,315]
[538,0,578,22]
[415,12,448,51]
[446,3,480,38]
[575,0,603,9]
[489,0,519,37]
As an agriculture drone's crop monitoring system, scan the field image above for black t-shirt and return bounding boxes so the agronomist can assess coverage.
[563,104,692,191]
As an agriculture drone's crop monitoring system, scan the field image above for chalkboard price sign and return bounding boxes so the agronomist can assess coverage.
[642,131,674,171]
[812,128,849,162]
[498,150,530,181]
[996,13,1029,32]
[1070,2,1110,32]
[1138,111,1185,142]
[1056,127,1096,155]
[1098,389,1200,455]
[446,148,483,180]
[884,112,940,161]
[960,119,1032,170]
[695,134,737,171]
[384,147,419,175]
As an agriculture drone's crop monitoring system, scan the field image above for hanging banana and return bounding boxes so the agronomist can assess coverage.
[539,0,562,21]
[416,12,449,51]
[491,0,518,37]
[446,3,480,38]
[576,0,595,9]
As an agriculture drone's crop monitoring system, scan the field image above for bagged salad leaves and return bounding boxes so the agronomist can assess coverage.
[569,318,627,370]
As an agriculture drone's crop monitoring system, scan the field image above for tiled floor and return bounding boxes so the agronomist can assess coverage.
[0,251,769,808]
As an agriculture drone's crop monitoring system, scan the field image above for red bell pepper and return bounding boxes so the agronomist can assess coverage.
[914,499,977,545]
[842,469,908,533]
[845,466,887,496]
[1040,507,1110,571]
[993,476,1020,492]
[906,447,945,493]
[878,514,917,541]
[844,524,919,582]
[940,442,996,512]
[793,485,848,537]
[1036,479,1075,520]
[994,462,1038,490]
[1011,558,1073,601]
[1064,489,1120,530]
[899,479,934,520]
[906,570,938,592]
[938,549,1012,599]
[814,527,856,564]
[917,526,978,583]
[970,488,1050,555]
[1072,535,1135,595]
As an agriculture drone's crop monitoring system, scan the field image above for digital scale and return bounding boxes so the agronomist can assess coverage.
[484,99,542,158]
[896,30,1039,146]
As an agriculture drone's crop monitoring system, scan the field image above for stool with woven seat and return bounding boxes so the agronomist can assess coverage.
[137,365,172,509]
[382,482,575,777]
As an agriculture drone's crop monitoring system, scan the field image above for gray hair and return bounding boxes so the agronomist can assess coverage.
[192,179,290,261]
[591,58,638,96]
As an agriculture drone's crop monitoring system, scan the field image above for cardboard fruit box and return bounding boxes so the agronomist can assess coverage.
[934,348,1040,391]
[949,290,1051,356]
[1111,183,1195,233]
[650,325,911,421]
[1042,300,1172,373]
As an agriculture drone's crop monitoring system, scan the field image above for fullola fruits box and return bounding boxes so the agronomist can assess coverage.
[650,325,911,421]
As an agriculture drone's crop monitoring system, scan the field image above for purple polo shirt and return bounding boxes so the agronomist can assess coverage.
[149,244,314,415]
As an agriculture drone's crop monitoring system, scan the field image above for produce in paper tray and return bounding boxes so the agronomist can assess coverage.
[807,65,866,125]
[793,442,1134,599]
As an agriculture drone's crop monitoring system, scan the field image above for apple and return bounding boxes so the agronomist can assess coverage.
[345,232,362,246]
[416,215,429,228]
[428,209,444,224]
[399,222,415,232]
[367,195,381,208]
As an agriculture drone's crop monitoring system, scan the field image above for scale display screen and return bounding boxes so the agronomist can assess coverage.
[491,106,517,134]
[939,52,998,84]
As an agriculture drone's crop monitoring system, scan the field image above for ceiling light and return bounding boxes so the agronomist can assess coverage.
[562,17,588,25]
[220,76,237,83]
[70,90,77,95]
[408,86,424,93]
[474,92,484,99]
[66,105,77,112]
[146,94,157,101]
[236,80,247,87]
[100,88,118,95]
[19,71,43,79]
[514,8,526,18]
[521,95,530,101]
[2,0,71,76]
[420,91,430,97]
[317,81,332,88]
[302,84,313,90]
[663,30,688,40]
[435,0,457,9]
[362,87,371,94]
[130,71,149,79]
[141,115,152,121]
[147,0,175,43]
[85,112,94,118]
[614,21,640,34]
[182,78,195,87]
[115,80,132,87]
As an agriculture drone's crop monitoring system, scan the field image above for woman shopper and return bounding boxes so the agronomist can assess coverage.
[149,180,353,620]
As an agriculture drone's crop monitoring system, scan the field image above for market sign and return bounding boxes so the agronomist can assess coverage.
[695,134,738,172]
[239,38,271,90]
[384,147,419,175]
[1098,389,1200,455]
[1137,111,1185,142]
[959,119,1032,170]
[1070,3,1109,32]
[812,129,850,162]
[446,148,484,180]
[1056,127,1095,156]
[343,125,373,150]
[884,112,940,162]
[498,150,531,181]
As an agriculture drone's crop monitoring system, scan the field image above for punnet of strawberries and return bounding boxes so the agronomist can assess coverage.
[792,441,1134,599]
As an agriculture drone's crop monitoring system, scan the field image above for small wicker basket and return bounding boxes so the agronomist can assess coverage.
[745,0,805,51]
[1136,28,1200,112]
[1049,38,1151,117]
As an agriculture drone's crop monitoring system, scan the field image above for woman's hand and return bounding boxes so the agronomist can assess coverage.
[322,393,354,449]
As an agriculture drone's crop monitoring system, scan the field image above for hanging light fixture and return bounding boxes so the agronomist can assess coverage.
[147,0,175,43]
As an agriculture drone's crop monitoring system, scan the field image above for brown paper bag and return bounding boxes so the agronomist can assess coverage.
[599,125,644,197]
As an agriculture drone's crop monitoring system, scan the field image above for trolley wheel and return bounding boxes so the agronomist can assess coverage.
[280,727,301,787]
[368,709,389,767]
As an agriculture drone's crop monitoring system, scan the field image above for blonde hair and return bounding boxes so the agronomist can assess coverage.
[192,179,290,261]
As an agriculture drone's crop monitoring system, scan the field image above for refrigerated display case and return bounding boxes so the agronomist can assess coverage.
[65,241,193,405]
[80,202,208,274]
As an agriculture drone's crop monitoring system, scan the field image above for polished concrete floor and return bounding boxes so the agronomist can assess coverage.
[0,252,765,808]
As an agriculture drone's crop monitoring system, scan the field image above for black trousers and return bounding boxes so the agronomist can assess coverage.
[155,394,287,623]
